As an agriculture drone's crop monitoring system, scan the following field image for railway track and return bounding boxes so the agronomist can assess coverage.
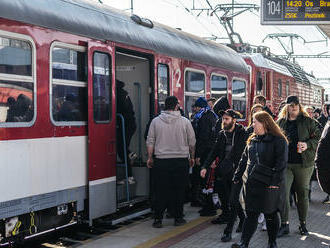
[9,208,151,248]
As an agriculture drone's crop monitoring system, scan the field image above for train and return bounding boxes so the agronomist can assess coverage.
[0,0,324,244]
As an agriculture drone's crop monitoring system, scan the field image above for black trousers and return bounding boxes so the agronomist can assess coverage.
[215,175,233,214]
[224,182,245,234]
[153,158,189,220]
[241,210,279,244]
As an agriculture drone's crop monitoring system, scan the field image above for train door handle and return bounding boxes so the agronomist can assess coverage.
[107,140,116,155]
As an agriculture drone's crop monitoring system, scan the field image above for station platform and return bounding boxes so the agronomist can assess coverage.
[78,182,330,248]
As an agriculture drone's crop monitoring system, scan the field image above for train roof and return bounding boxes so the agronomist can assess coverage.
[0,0,249,75]
[243,54,291,77]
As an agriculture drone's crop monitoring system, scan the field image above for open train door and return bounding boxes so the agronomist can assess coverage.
[88,41,116,224]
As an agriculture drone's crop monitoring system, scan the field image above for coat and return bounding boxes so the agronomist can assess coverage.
[202,124,248,177]
[234,134,288,213]
[277,114,321,168]
[315,121,330,194]
[192,109,218,159]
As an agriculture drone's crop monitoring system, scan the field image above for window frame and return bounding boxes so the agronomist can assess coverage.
[49,41,87,126]
[0,30,37,128]
[278,79,282,97]
[92,51,112,124]
[157,63,170,111]
[231,77,247,121]
[210,72,228,98]
[183,68,206,116]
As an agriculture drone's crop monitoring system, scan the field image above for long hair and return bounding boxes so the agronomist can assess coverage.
[248,104,263,127]
[277,103,309,120]
[247,111,288,145]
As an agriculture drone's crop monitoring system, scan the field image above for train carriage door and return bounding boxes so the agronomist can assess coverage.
[88,41,116,223]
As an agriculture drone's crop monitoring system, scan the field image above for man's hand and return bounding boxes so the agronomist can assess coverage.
[200,168,207,178]
[299,142,308,152]
[189,158,195,168]
[147,157,153,168]
[196,157,201,166]
[210,161,217,169]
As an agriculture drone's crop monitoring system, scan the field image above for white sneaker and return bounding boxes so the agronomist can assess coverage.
[258,213,265,224]
[128,177,135,184]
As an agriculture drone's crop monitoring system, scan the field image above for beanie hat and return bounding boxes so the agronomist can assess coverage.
[194,97,208,108]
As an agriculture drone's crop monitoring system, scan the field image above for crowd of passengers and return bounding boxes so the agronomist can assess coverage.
[146,94,330,248]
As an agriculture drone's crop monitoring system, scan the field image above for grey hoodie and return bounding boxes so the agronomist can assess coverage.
[146,111,196,159]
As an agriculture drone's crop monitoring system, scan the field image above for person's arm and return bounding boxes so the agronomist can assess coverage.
[146,120,156,168]
[186,121,196,167]
[233,145,248,183]
[315,123,330,170]
[303,118,322,152]
[270,138,288,186]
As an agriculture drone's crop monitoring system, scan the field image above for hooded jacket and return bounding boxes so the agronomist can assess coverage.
[146,111,196,159]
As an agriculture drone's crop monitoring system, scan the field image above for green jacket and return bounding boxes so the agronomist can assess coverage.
[277,114,321,168]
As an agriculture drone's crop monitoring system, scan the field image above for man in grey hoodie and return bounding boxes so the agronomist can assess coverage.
[146,96,196,228]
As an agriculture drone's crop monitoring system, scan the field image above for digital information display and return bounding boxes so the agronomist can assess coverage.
[261,0,330,24]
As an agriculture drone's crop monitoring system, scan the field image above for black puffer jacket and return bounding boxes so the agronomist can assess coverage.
[193,110,218,158]
[315,121,330,194]
[234,134,288,213]
[211,96,231,144]
[202,124,248,172]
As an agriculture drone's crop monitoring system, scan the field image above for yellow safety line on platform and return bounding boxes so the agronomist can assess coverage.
[134,216,212,248]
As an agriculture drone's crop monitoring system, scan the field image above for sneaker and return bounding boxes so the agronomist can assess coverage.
[174,218,187,226]
[299,223,309,236]
[258,213,265,224]
[211,214,230,224]
[152,219,163,228]
[277,224,289,237]
[128,177,135,184]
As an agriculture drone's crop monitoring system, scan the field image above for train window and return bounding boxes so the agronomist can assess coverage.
[278,79,282,97]
[211,74,227,98]
[51,43,87,125]
[286,81,289,96]
[157,64,169,111]
[184,70,205,118]
[93,52,111,123]
[0,37,32,76]
[185,71,205,93]
[0,33,35,127]
[232,79,246,119]
[256,71,263,95]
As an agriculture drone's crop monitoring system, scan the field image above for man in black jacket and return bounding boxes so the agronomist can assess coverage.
[201,109,248,242]
[317,103,330,128]
[253,95,275,119]
[190,97,218,209]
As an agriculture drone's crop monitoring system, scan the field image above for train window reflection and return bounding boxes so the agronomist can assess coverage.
[0,37,32,76]
[51,44,87,125]
[0,81,33,123]
[93,52,111,123]
[185,71,205,93]
[211,74,227,98]
[157,64,169,111]
[232,80,246,119]
[52,47,87,81]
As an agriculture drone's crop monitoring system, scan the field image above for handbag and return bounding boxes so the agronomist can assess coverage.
[249,143,275,185]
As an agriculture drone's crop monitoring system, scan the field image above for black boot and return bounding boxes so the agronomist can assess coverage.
[267,241,278,248]
[231,241,248,248]
[221,232,232,242]
[277,223,289,237]
[299,223,309,235]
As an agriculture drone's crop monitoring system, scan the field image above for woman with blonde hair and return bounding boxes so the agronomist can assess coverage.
[277,96,321,237]
[232,111,288,248]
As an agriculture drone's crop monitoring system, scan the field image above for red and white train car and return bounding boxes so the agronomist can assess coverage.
[243,53,323,116]
[0,0,249,242]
